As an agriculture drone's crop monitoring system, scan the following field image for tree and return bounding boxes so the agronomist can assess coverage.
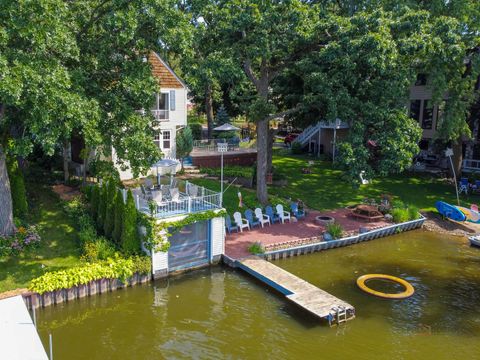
[103,180,117,239]
[213,0,317,203]
[215,104,230,126]
[121,189,139,255]
[113,189,124,246]
[176,127,194,171]
[7,157,28,218]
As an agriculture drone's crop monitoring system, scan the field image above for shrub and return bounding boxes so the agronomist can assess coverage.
[0,225,41,257]
[131,255,152,275]
[248,242,265,255]
[90,185,100,221]
[29,257,138,294]
[121,190,139,255]
[326,223,343,239]
[408,206,420,221]
[7,159,28,218]
[189,123,202,140]
[97,181,107,232]
[113,190,124,246]
[199,166,254,179]
[78,222,97,245]
[103,180,117,238]
[81,237,116,262]
[391,208,410,223]
[291,141,303,154]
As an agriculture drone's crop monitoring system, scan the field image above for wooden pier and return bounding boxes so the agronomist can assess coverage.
[237,257,355,324]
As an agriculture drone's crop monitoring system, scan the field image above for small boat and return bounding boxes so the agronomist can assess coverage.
[468,235,480,247]
[435,201,466,222]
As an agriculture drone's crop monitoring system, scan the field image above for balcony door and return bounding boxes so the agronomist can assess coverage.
[151,92,169,121]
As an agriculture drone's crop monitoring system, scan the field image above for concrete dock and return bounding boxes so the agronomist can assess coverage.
[237,257,355,324]
[0,295,48,360]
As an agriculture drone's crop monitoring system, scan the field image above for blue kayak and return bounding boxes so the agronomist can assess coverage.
[435,201,466,222]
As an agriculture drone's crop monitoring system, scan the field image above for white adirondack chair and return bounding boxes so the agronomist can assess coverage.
[276,204,291,224]
[255,208,270,227]
[233,211,250,232]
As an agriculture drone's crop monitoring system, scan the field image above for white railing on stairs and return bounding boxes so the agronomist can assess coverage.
[294,123,322,146]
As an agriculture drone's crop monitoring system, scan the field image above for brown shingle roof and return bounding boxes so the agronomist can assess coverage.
[148,52,185,89]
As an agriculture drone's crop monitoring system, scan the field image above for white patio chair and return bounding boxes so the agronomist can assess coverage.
[255,208,271,227]
[169,187,180,202]
[188,184,199,197]
[276,204,291,224]
[233,211,250,232]
[145,178,155,190]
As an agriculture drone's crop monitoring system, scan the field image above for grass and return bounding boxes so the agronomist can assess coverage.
[0,183,82,293]
[270,151,477,212]
[190,178,287,215]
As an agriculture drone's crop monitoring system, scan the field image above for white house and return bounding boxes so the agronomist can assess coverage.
[114,51,188,180]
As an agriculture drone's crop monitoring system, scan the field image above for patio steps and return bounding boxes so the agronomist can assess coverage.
[236,256,355,325]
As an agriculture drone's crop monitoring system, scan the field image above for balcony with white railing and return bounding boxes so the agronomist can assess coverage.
[132,178,222,220]
[136,109,169,122]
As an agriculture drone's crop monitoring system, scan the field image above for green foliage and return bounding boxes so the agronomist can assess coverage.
[408,206,420,221]
[326,223,343,239]
[391,208,410,223]
[97,182,107,232]
[199,166,254,179]
[215,104,230,126]
[90,185,100,222]
[7,159,28,218]
[103,180,117,238]
[88,159,120,183]
[188,123,202,140]
[122,190,139,255]
[248,242,265,255]
[176,127,194,164]
[113,190,124,246]
[28,256,151,295]
[290,141,303,155]
[81,237,116,262]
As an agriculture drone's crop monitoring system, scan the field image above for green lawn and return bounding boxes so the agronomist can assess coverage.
[270,152,477,212]
[0,183,82,293]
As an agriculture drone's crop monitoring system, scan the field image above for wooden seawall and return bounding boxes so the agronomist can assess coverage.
[236,257,355,325]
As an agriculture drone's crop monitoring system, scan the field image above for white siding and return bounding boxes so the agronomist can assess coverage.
[211,216,225,258]
[152,251,168,273]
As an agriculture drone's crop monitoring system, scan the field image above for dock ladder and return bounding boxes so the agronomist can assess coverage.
[330,306,351,326]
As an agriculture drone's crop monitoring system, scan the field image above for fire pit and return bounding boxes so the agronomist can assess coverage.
[349,204,384,222]
[315,215,335,225]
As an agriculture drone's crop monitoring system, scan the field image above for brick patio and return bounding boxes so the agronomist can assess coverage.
[225,208,391,259]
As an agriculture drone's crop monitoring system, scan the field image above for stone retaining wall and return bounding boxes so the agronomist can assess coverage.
[22,273,151,310]
[262,216,426,261]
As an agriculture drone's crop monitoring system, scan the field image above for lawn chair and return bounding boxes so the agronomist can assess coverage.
[255,208,271,227]
[265,205,280,224]
[244,209,261,228]
[233,211,250,232]
[140,184,152,200]
[276,204,291,224]
[187,184,199,197]
[225,215,239,233]
[145,178,154,190]
[459,177,469,195]
[290,202,305,220]
[473,180,480,193]
[169,187,180,202]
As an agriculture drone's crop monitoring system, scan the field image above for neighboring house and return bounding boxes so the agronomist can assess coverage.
[113,51,188,180]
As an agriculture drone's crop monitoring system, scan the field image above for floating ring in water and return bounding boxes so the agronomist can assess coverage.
[356,274,415,299]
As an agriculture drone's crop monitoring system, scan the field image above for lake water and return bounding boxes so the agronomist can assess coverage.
[37,231,480,359]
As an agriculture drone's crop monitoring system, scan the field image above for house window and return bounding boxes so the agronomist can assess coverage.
[151,93,169,120]
[409,100,421,122]
[162,130,171,149]
[422,100,433,129]
[154,131,161,147]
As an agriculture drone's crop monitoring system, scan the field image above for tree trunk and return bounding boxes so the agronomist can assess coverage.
[267,128,275,173]
[451,139,463,178]
[205,85,214,139]
[63,139,70,183]
[0,145,15,236]
[256,118,269,204]
[82,146,89,186]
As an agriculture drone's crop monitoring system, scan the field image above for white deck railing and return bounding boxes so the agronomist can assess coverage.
[462,159,480,173]
[133,179,222,219]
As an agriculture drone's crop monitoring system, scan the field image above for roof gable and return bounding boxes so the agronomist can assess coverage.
[148,52,185,89]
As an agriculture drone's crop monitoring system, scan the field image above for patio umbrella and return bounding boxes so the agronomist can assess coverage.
[152,158,179,186]
[213,123,240,131]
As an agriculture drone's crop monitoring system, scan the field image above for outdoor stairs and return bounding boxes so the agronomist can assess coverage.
[236,256,355,325]
[294,122,322,146]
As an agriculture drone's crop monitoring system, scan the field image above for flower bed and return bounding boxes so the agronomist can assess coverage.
[0,225,41,258]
